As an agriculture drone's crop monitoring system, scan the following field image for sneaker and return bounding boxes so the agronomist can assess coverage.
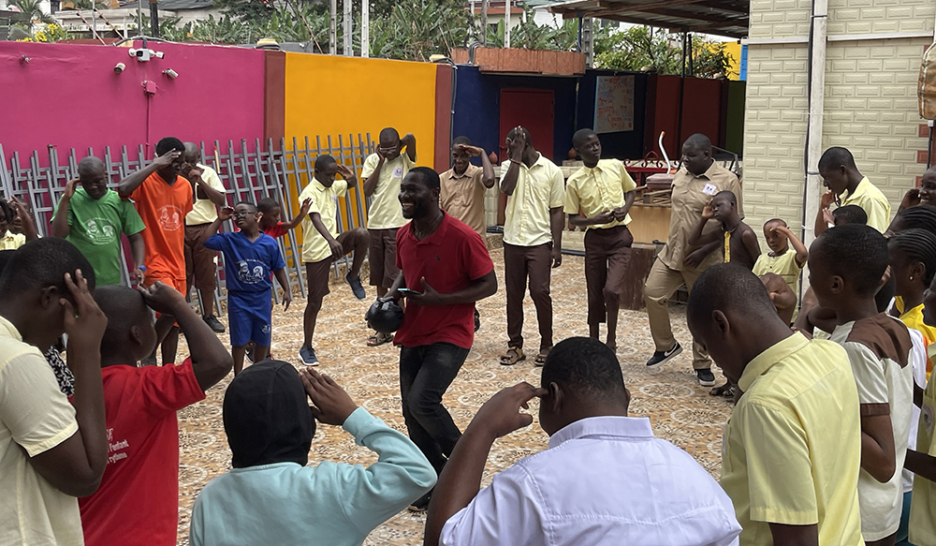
[645,342,682,369]
[345,274,366,300]
[696,368,716,387]
[408,491,432,513]
[203,314,226,334]
[299,346,319,366]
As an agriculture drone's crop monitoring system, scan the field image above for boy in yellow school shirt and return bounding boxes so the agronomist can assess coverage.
[688,263,863,546]
[753,218,808,322]
[564,128,636,352]
[815,147,891,235]
[361,127,415,347]
[298,155,369,366]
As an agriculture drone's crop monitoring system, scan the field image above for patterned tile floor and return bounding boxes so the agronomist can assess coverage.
[173,249,732,545]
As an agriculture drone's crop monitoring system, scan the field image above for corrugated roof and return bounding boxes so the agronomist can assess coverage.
[548,0,748,39]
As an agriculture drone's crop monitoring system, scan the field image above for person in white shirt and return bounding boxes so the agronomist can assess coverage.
[423,336,741,546]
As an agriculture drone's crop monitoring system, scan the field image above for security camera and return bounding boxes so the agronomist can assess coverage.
[162,68,179,79]
[114,62,126,73]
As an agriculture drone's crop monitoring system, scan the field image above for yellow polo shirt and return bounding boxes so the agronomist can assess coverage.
[500,154,565,247]
[658,161,743,272]
[896,297,936,378]
[185,164,226,226]
[563,159,637,230]
[0,231,26,250]
[0,315,83,546]
[910,345,936,545]
[361,153,414,230]
[721,333,863,546]
[299,178,348,264]
[841,177,891,233]
[752,250,804,321]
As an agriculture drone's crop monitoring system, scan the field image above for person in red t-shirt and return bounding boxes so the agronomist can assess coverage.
[117,137,194,367]
[78,282,232,546]
[257,196,311,239]
[381,167,496,512]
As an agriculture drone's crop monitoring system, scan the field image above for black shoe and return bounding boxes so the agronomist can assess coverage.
[697,369,716,387]
[203,314,226,334]
[646,342,682,369]
[474,309,481,332]
[408,491,432,513]
[345,274,366,300]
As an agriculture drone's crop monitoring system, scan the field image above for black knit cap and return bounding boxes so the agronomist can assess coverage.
[223,360,316,468]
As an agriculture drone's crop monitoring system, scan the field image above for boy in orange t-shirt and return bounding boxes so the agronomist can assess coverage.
[118,137,194,366]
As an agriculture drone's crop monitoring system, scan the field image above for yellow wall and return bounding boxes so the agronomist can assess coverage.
[284,53,439,234]
[722,41,742,80]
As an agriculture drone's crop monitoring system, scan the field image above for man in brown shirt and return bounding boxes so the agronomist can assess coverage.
[439,137,496,237]
[642,134,744,387]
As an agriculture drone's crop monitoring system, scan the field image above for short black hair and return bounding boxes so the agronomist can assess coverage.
[688,263,778,326]
[0,200,11,224]
[818,146,857,171]
[452,136,471,147]
[763,218,787,227]
[314,154,336,173]
[257,197,280,214]
[812,225,889,297]
[683,133,712,152]
[832,205,868,226]
[894,205,936,234]
[0,250,15,275]
[407,166,441,190]
[379,127,400,142]
[541,337,627,401]
[0,237,96,297]
[234,201,258,213]
[714,190,736,206]
[155,137,185,157]
[890,228,936,286]
[572,128,597,150]
[506,127,533,149]
[94,285,150,352]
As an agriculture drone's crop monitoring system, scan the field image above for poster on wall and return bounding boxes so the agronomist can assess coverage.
[594,75,635,134]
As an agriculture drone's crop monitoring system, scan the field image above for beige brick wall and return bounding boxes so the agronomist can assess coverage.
[742,0,934,244]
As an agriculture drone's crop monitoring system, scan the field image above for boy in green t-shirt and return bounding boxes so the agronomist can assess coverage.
[51,156,147,286]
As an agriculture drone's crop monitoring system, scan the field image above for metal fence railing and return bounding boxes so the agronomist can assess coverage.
[0,134,376,313]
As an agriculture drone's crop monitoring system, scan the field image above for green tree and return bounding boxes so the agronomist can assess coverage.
[9,0,56,28]
[595,26,734,78]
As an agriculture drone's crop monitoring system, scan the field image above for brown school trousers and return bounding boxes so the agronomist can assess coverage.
[584,225,633,326]
[504,242,553,352]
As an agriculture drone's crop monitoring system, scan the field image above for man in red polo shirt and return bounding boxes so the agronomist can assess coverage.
[383,167,497,512]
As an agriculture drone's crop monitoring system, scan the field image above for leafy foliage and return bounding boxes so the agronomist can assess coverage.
[595,26,735,78]
[9,0,57,27]
[15,22,70,41]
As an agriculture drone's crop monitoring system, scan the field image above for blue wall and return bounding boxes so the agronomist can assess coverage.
[451,66,650,166]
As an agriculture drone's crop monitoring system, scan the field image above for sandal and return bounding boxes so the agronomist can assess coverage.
[534,347,552,367]
[499,347,525,366]
[367,332,394,347]
[709,382,735,398]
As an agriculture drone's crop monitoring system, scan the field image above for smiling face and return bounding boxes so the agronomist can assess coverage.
[79,160,108,200]
[920,168,936,206]
[575,134,602,165]
[398,171,438,220]
[233,203,259,231]
[451,146,471,174]
[819,164,849,196]
[763,221,789,253]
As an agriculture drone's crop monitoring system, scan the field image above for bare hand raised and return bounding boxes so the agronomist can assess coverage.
[299,367,358,426]
[456,144,484,158]
[299,198,313,217]
[218,206,235,222]
[138,281,187,315]
[64,178,80,199]
[467,382,548,440]
[701,200,715,220]
[61,269,107,351]
[506,126,526,161]
[153,150,181,169]
[336,164,355,180]
[820,190,836,209]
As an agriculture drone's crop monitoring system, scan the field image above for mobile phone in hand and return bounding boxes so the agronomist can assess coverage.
[397,288,423,296]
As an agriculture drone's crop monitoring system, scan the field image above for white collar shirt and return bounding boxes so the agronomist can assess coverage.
[441,416,741,546]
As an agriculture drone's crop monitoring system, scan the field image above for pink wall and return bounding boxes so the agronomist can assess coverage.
[0,41,266,163]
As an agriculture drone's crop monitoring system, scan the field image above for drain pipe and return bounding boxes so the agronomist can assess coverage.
[801,0,828,290]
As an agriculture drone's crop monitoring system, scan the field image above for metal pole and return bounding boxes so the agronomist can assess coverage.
[687,32,693,76]
[803,0,828,250]
[480,0,487,45]
[329,0,336,54]
[137,0,142,35]
[91,0,97,41]
[148,0,159,37]
[342,0,351,55]
[361,0,369,58]
[504,0,511,48]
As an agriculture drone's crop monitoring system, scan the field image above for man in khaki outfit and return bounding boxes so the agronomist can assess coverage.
[642,134,743,387]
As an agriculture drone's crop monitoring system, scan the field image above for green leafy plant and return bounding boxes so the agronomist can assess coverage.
[595,26,735,78]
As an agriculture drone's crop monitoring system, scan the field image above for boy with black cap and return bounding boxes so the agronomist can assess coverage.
[190,363,436,546]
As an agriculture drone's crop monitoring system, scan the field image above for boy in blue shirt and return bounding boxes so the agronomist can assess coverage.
[204,202,291,375]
